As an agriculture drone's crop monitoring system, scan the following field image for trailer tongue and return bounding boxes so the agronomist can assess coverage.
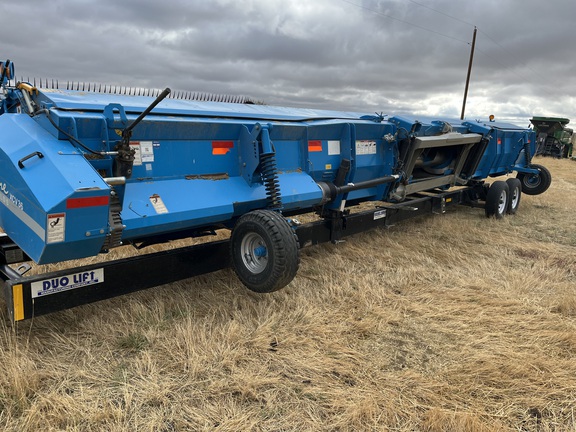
[0,59,550,322]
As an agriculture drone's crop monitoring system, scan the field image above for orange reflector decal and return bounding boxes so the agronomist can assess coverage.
[308,140,322,152]
[66,196,110,209]
[66,196,110,208]
[497,138,502,145]
[212,141,234,155]
[12,284,24,321]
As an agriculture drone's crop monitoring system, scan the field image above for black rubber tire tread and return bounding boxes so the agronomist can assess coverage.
[485,181,509,219]
[505,178,522,215]
[230,210,299,293]
[516,163,552,195]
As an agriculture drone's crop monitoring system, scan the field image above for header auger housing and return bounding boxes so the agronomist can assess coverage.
[0,59,550,322]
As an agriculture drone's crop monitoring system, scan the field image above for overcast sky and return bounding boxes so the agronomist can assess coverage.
[3,0,576,126]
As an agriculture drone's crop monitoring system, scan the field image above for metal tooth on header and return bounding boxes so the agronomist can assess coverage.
[28,78,250,104]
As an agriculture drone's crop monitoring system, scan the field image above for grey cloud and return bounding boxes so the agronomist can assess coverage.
[2,0,576,124]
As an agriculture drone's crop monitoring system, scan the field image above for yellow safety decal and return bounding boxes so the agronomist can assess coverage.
[446,198,452,203]
[12,284,24,321]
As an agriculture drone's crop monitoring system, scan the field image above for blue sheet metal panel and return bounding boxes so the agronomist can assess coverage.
[114,113,396,232]
[0,115,110,263]
[268,123,307,172]
[51,110,251,177]
[295,119,398,206]
[347,122,397,202]
[42,111,108,148]
[128,138,241,180]
[121,177,241,238]
[476,130,514,177]
[120,172,323,240]
[277,172,324,210]
[469,119,532,131]
[306,121,351,182]
[389,115,534,180]
[48,109,349,181]
[38,89,373,122]
[389,115,471,136]
[465,121,535,178]
[126,119,312,182]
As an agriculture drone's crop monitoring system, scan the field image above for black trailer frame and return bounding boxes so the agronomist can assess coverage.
[1,185,481,323]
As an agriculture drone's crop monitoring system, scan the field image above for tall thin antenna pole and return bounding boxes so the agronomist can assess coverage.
[460,26,477,120]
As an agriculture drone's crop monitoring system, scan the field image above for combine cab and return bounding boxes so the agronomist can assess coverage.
[0,59,551,322]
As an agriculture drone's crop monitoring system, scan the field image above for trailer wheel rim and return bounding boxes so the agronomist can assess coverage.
[510,188,520,209]
[497,190,508,215]
[523,172,542,188]
[240,232,268,274]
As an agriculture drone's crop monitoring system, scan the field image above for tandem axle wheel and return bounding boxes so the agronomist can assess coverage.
[484,178,522,219]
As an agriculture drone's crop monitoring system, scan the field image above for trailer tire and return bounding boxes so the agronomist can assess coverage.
[505,178,522,215]
[231,210,299,293]
[516,164,551,195]
[485,181,509,219]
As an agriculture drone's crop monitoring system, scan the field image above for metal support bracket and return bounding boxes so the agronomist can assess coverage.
[239,122,266,184]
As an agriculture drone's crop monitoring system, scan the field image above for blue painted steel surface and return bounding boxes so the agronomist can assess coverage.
[389,114,536,180]
[464,120,536,178]
[0,114,110,263]
[37,89,373,122]
[0,65,539,265]
[0,86,401,263]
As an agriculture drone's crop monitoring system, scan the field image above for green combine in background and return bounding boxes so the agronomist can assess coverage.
[530,117,574,158]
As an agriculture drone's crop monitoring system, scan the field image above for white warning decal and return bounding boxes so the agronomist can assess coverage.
[150,194,168,214]
[327,140,341,155]
[130,141,155,166]
[130,141,142,166]
[47,213,65,244]
[31,268,104,298]
[356,140,377,155]
[140,141,155,163]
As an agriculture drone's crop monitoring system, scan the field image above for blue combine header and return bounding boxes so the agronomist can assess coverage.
[0,59,550,321]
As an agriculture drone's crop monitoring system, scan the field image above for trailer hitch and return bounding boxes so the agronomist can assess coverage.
[114,87,171,178]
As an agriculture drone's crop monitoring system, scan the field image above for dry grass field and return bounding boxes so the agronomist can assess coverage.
[1,156,576,431]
